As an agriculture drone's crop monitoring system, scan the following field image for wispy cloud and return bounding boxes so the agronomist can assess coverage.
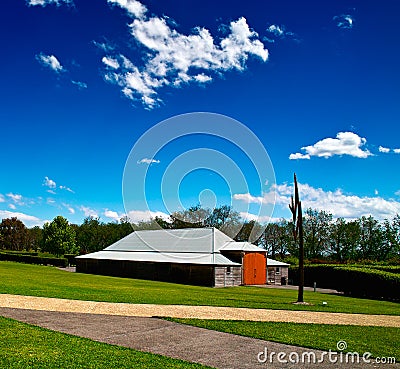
[102,56,120,69]
[59,185,75,193]
[27,0,73,7]
[234,182,400,221]
[267,24,285,37]
[62,203,75,214]
[137,158,160,164]
[333,14,354,29]
[289,132,372,160]
[126,209,169,223]
[79,206,98,218]
[0,194,4,203]
[43,176,56,189]
[378,146,400,154]
[93,40,115,52]
[108,0,147,19]
[71,80,88,89]
[36,53,65,73]
[379,146,390,153]
[0,210,46,227]
[6,193,23,205]
[42,177,74,194]
[104,209,122,221]
[103,0,268,109]
[264,24,299,43]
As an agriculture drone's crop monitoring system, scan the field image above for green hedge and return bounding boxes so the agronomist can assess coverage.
[289,264,400,301]
[0,252,67,267]
[0,250,39,256]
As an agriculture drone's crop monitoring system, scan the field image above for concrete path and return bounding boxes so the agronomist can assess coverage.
[1,294,399,327]
[1,307,398,369]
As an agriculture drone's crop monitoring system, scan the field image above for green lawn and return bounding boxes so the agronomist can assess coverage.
[0,262,399,315]
[0,316,212,369]
[168,319,400,361]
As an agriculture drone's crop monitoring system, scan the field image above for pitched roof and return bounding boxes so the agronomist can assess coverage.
[220,241,266,253]
[77,227,241,266]
[266,258,290,267]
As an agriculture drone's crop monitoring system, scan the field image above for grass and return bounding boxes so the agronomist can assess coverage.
[0,261,399,315]
[0,316,212,369]
[167,318,400,361]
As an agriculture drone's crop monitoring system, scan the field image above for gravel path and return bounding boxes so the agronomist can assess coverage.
[1,293,399,327]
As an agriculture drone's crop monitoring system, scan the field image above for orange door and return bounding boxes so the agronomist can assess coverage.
[243,252,266,285]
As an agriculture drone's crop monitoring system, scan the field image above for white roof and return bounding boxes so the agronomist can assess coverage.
[266,258,290,267]
[76,250,239,265]
[220,241,266,253]
[77,228,243,266]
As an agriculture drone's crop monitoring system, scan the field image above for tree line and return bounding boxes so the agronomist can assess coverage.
[0,205,399,262]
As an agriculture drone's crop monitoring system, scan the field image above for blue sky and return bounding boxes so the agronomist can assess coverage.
[1,0,400,227]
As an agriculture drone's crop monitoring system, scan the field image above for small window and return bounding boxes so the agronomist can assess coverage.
[275,267,280,274]
[227,266,231,275]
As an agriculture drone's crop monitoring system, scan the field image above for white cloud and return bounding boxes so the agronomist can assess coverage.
[396,190,400,197]
[47,198,56,204]
[42,177,74,193]
[71,80,88,89]
[267,25,285,37]
[93,40,115,52]
[62,203,75,214]
[289,152,310,160]
[36,53,64,73]
[379,146,390,153]
[103,3,268,109]
[239,212,279,223]
[234,182,400,221]
[108,0,147,19]
[127,210,169,223]
[374,189,379,196]
[6,193,23,204]
[137,157,160,164]
[79,206,98,218]
[104,209,122,221]
[290,132,372,160]
[0,194,4,203]
[27,0,73,7]
[8,204,16,210]
[333,14,354,29]
[394,149,400,154]
[194,74,213,83]
[43,176,56,189]
[0,210,46,227]
[102,56,120,69]
[59,185,75,193]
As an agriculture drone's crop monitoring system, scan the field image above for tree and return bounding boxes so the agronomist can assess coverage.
[329,218,360,262]
[26,226,43,251]
[260,221,291,259]
[170,204,211,228]
[289,173,305,303]
[381,215,400,260]
[358,216,383,260]
[303,208,332,259]
[0,217,28,251]
[42,216,77,256]
[234,220,263,245]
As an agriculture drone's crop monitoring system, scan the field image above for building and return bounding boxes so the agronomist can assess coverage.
[266,258,290,285]
[75,227,267,287]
